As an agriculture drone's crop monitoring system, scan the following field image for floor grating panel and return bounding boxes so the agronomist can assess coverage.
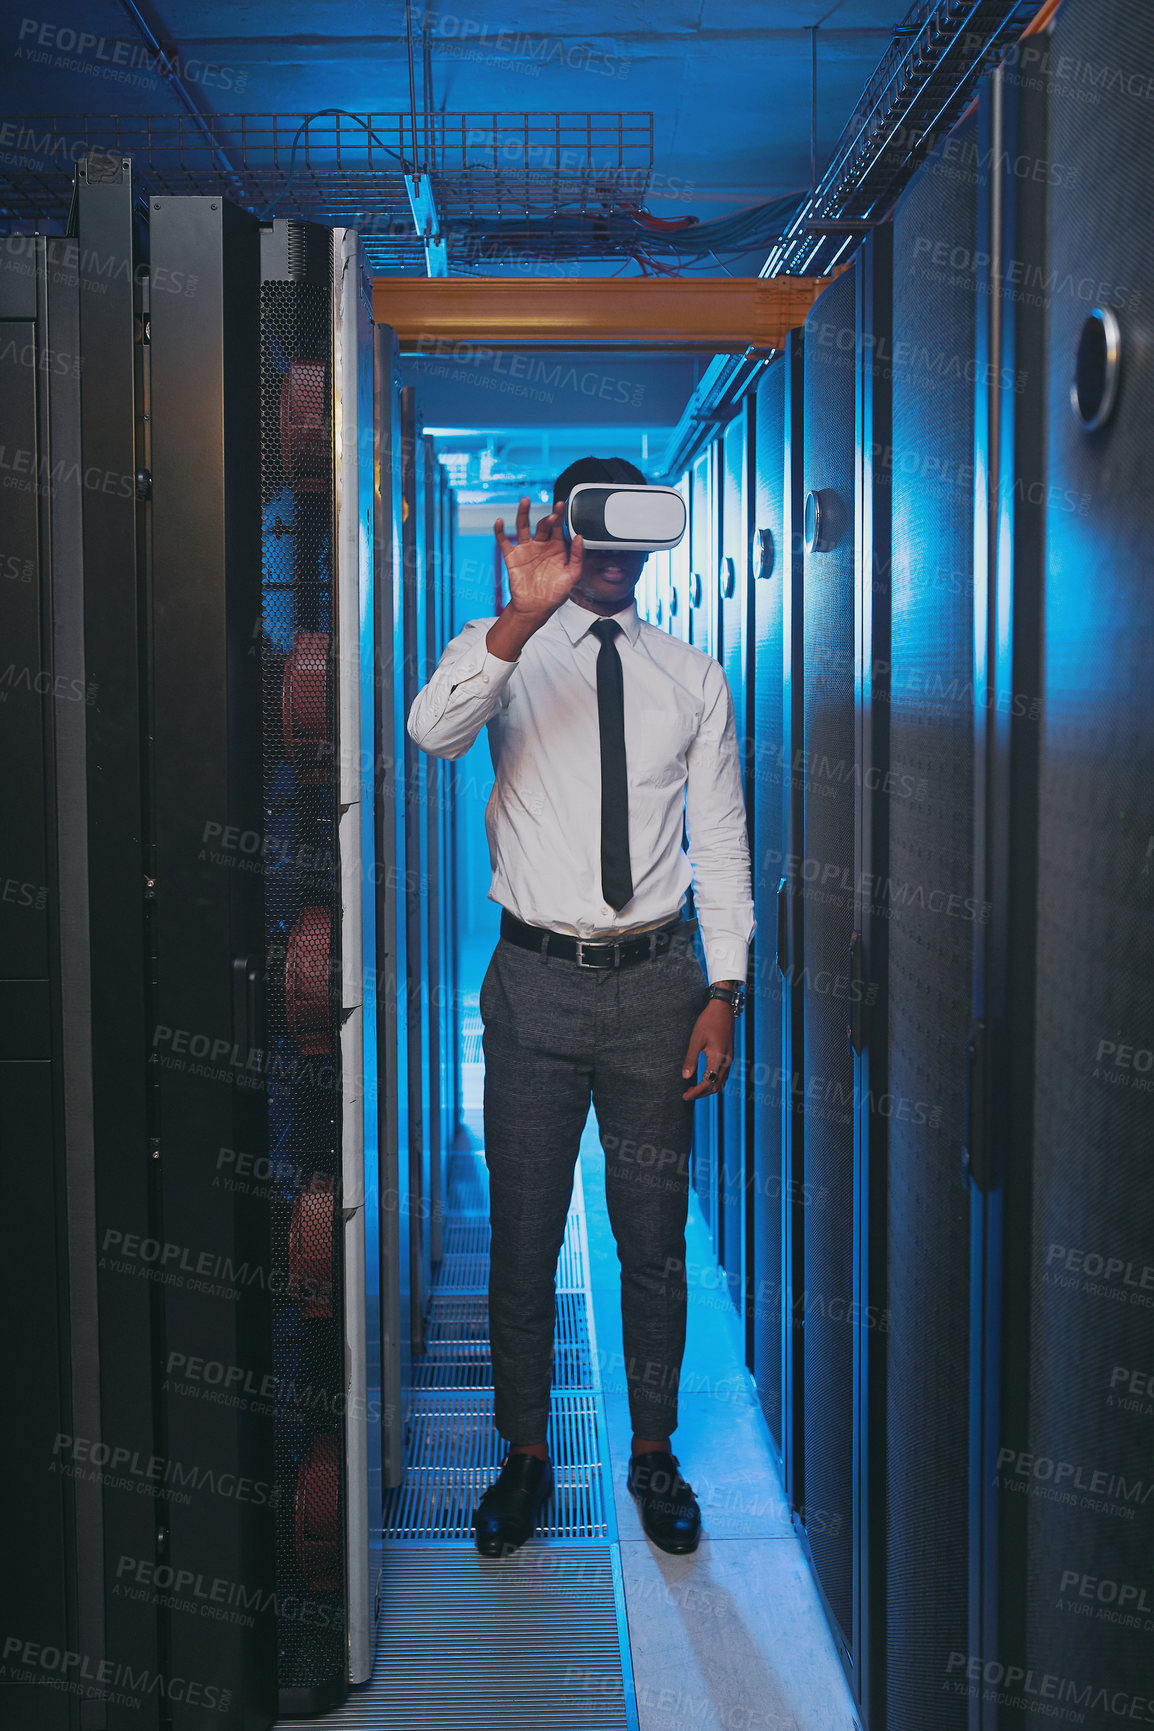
[274,1549,629,1729]
[382,1390,607,1541]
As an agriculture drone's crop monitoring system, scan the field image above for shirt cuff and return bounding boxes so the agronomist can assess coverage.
[702,942,750,987]
[449,645,520,693]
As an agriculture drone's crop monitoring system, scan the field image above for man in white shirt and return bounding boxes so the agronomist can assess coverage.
[406,456,755,1557]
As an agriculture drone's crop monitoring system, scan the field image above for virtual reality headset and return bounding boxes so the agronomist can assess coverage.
[564,483,687,552]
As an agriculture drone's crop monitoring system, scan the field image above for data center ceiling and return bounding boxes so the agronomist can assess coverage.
[3,0,907,273]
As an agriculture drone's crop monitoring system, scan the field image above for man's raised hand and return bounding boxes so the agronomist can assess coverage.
[494,496,584,621]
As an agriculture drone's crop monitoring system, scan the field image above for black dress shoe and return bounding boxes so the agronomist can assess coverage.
[473,1452,554,1556]
[627,1451,701,1554]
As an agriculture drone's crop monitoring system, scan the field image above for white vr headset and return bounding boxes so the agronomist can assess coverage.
[563,482,687,552]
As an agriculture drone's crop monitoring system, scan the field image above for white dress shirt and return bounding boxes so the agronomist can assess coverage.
[405,596,755,984]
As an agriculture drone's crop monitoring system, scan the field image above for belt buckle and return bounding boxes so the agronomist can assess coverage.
[574,937,616,969]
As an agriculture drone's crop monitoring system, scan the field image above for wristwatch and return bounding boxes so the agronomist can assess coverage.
[707,983,746,1017]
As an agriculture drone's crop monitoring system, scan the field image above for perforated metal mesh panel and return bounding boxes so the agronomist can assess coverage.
[885,118,978,1729]
[259,227,347,1700]
[800,264,857,1644]
[750,361,788,1450]
[1021,2,1154,1718]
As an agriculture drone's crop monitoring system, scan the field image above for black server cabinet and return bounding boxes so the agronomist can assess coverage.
[421,435,450,1270]
[148,193,280,1725]
[880,118,981,1731]
[438,463,462,1154]
[257,219,348,1716]
[851,224,892,1726]
[667,473,691,646]
[0,162,278,1731]
[0,190,146,1731]
[796,229,892,1697]
[688,447,720,1248]
[968,49,1049,1730]
[399,387,433,1353]
[0,160,293,1730]
[716,410,748,1319]
[798,259,859,1665]
[76,163,166,1731]
[373,327,412,1490]
[749,333,805,1492]
[979,6,1154,1726]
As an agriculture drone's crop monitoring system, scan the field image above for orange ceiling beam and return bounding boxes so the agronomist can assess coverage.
[372,275,832,353]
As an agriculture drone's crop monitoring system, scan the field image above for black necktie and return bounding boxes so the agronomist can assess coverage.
[589,618,634,911]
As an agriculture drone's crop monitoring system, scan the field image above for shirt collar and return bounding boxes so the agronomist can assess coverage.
[554,596,642,648]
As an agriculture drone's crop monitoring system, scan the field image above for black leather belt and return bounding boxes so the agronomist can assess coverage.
[499,909,696,969]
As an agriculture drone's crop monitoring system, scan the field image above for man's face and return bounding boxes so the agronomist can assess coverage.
[555,495,647,610]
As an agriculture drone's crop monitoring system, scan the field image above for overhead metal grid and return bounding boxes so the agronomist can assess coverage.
[0,110,654,271]
[764,0,1041,277]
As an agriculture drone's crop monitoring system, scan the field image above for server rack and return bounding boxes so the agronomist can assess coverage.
[799,258,860,1672]
[968,48,1049,1730]
[876,119,981,1731]
[76,162,165,1731]
[749,330,805,1499]
[850,222,892,1724]
[147,186,279,1725]
[399,387,433,1355]
[640,541,662,631]
[257,216,352,1716]
[331,226,379,1686]
[0,160,164,1731]
[689,446,720,1249]
[421,435,447,1271]
[739,392,760,1377]
[975,5,1154,1726]
[716,410,749,1324]
[373,326,412,1491]
[1,159,316,1730]
[4,161,410,1727]
[666,472,691,646]
[437,462,462,1157]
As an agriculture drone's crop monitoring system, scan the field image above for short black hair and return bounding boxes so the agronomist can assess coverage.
[552,454,647,504]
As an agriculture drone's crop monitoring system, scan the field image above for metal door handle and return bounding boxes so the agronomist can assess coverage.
[232,953,264,1074]
[962,1020,991,1191]
[847,930,865,1056]
[776,876,789,976]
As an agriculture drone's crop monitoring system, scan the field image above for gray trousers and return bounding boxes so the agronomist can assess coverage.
[479,920,708,1444]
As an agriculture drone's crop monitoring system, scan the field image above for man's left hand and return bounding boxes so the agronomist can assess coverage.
[681,998,736,1101]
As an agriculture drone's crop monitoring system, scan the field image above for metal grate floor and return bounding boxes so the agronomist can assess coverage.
[276,1548,630,1729]
[381,1390,607,1542]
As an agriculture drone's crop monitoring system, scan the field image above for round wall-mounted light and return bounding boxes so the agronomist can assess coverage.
[751,527,775,581]
[804,488,845,554]
[1071,306,1121,430]
[690,570,703,607]
[718,554,736,598]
